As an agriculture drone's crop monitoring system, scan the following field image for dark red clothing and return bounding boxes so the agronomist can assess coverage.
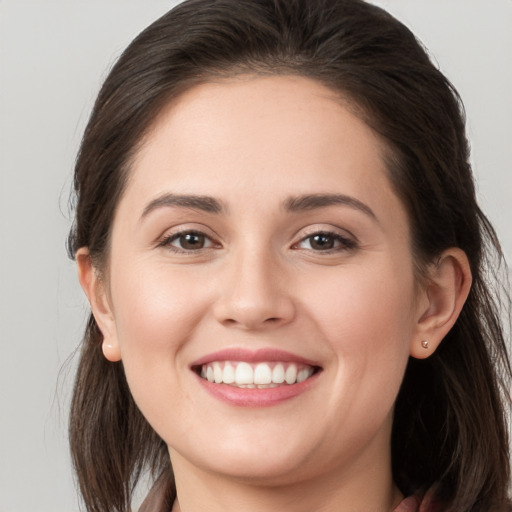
[395,490,440,512]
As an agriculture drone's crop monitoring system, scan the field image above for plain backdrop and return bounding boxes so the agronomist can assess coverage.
[0,1,511,511]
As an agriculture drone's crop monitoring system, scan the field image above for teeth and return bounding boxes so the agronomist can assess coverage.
[272,363,285,383]
[254,363,272,385]
[285,365,297,384]
[223,362,235,384]
[235,362,254,384]
[297,368,309,383]
[199,361,315,387]
[213,362,223,383]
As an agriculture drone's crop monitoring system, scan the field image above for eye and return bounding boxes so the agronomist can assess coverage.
[160,230,216,252]
[296,231,356,252]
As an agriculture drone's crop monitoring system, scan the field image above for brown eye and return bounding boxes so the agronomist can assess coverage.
[296,231,356,252]
[162,231,215,252]
[178,233,206,250]
[309,234,335,250]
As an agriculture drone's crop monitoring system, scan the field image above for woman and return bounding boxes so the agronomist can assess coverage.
[67,0,512,511]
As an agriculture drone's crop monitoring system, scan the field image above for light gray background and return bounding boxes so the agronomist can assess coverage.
[1,1,510,511]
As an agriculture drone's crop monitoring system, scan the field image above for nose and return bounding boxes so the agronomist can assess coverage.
[213,245,296,330]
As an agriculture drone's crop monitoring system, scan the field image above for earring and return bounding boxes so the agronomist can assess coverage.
[421,340,429,349]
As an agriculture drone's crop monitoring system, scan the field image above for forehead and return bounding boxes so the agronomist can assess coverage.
[131,76,389,190]
[117,75,407,237]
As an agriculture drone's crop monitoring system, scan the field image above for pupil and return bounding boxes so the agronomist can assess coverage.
[311,234,333,250]
[181,233,204,249]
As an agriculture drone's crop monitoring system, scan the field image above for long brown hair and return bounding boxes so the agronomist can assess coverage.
[67,1,512,510]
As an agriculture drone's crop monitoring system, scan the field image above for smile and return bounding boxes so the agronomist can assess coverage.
[191,348,322,406]
[198,361,316,388]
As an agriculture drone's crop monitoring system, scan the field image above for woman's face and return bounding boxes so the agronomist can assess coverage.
[100,76,427,485]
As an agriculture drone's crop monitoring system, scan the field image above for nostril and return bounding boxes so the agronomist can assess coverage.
[214,290,296,329]
[221,315,287,329]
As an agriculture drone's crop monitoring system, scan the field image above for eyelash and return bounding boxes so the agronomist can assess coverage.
[158,229,357,254]
[293,231,357,253]
[158,230,217,253]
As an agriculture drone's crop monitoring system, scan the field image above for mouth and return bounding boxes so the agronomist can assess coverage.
[191,348,322,406]
[193,361,320,388]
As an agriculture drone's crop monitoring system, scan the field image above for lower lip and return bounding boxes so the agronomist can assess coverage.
[194,371,320,407]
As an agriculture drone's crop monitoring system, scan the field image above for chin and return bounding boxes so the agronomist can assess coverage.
[169,429,324,485]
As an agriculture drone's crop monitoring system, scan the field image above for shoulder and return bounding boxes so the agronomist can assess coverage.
[394,489,442,512]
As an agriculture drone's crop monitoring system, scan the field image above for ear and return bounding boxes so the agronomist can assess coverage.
[76,248,121,362]
[410,248,472,359]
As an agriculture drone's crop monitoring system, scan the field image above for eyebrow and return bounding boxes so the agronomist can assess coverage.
[140,193,225,220]
[284,193,377,220]
[140,192,376,222]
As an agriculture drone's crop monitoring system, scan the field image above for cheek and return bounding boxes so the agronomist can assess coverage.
[109,261,211,367]
[107,262,213,438]
[312,260,415,339]
[303,261,417,388]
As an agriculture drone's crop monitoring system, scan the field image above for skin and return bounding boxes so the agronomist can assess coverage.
[78,75,471,511]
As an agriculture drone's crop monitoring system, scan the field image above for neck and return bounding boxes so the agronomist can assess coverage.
[169,430,402,512]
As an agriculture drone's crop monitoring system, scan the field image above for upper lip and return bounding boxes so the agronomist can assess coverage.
[190,348,321,368]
